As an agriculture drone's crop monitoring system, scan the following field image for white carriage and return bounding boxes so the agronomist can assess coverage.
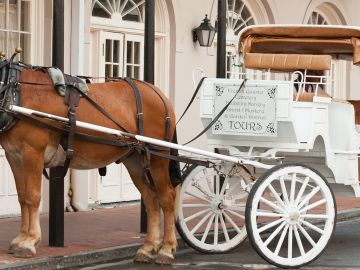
[176,25,360,268]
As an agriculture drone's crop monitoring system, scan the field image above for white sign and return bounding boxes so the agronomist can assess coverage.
[212,83,277,137]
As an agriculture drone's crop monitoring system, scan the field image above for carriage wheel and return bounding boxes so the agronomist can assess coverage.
[176,165,248,253]
[246,163,336,268]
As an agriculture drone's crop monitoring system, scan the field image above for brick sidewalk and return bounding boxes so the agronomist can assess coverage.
[0,197,360,268]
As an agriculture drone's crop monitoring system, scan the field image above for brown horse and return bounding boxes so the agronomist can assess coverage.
[0,66,179,264]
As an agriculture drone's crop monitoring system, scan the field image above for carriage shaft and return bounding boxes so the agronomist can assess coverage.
[9,105,273,170]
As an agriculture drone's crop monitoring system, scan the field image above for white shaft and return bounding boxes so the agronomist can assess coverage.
[9,105,273,170]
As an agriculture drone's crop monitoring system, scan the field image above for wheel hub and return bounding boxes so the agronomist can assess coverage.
[287,207,300,225]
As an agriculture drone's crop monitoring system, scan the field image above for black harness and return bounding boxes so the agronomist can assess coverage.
[0,59,21,132]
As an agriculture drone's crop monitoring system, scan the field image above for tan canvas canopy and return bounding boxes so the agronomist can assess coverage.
[238,25,360,69]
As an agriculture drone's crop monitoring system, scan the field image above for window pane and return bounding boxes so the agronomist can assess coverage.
[113,65,119,77]
[0,31,6,55]
[126,41,132,63]
[9,0,19,30]
[126,65,132,77]
[105,64,112,77]
[0,0,5,29]
[105,39,112,62]
[8,32,19,56]
[21,0,30,32]
[134,42,140,64]
[92,2,111,18]
[113,40,119,63]
[20,33,30,62]
[134,66,139,79]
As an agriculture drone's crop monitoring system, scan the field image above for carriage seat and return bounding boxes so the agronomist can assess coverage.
[48,68,89,97]
[244,53,332,71]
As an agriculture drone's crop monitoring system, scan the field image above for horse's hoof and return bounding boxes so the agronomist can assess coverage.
[134,252,152,264]
[13,246,35,258]
[155,253,174,265]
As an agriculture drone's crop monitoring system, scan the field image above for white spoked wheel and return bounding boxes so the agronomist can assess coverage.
[176,165,248,253]
[246,163,336,268]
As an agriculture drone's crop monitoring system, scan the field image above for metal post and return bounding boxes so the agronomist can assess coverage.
[49,0,65,247]
[216,0,227,190]
[140,0,155,234]
[216,0,226,78]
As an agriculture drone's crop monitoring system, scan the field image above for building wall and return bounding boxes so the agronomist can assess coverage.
[2,0,360,215]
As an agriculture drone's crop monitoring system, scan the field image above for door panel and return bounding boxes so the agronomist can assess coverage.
[97,31,142,203]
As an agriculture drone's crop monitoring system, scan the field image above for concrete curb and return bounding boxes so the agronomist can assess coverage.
[2,208,360,270]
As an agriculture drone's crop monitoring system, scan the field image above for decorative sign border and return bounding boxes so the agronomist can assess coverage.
[212,83,277,137]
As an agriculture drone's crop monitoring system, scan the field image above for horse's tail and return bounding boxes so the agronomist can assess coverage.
[169,128,182,219]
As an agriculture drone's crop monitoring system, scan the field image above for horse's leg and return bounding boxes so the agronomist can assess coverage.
[5,153,29,254]
[11,145,44,258]
[150,157,177,265]
[123,156,162,263]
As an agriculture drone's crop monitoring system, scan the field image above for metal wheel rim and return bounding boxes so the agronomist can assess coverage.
[249,165,335,267]
[178,166,248,252]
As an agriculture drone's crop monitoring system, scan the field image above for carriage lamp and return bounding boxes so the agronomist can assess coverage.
[0,52,5,59]
[192,15,217,47]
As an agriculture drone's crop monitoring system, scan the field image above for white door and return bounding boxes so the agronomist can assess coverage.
[0,149,20,215]
[97,32,144,203]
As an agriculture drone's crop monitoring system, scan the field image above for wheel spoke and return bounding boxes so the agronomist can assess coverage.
[183,204,209,208]
[214,214,219,245]
[223,211,242,234]
[301,214,328,219]
[256,211,285,218]
[290,173,296,204]
[190,211,213,235]
[300,219,324,234]
[201,214,215,243]
[300,198,327,213]
[184,208,211,222]
[264,221,287,246]
[259,197,285,213]
[225,209,245,220]
[297,186,320,209]
[279,176,290,205]
[258,217,285,233]
[294,225,306,256]
[185,191,211,203]
[294,177,310,206]
[288,225,293,259]
[268,184,287,209]
[274,224,289,255]
[297,223,316,247]
[215,176,220,195]
[219,213,230,242]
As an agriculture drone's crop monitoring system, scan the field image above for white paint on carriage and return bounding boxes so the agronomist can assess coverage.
[199,78,360,197]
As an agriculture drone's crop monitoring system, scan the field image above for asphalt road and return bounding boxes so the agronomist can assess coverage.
[74,218,360,270]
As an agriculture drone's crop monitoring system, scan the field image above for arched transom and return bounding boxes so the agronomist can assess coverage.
[92,0,145,22]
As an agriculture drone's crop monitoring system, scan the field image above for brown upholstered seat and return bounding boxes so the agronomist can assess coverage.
[244,53,332,71]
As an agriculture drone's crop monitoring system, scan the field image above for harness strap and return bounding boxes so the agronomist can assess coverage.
[124,77,144,135]
[70,84,129,133]
[176,76,207,125]
[134,79,171,141]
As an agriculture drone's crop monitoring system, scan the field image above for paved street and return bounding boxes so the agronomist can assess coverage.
[74,218,360,270]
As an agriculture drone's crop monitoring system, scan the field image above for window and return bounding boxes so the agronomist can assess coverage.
[0,0,31,62]
[226,0,255,78]
[307,11,328,25]
[226,0,255,36]
[92,0,145,23]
